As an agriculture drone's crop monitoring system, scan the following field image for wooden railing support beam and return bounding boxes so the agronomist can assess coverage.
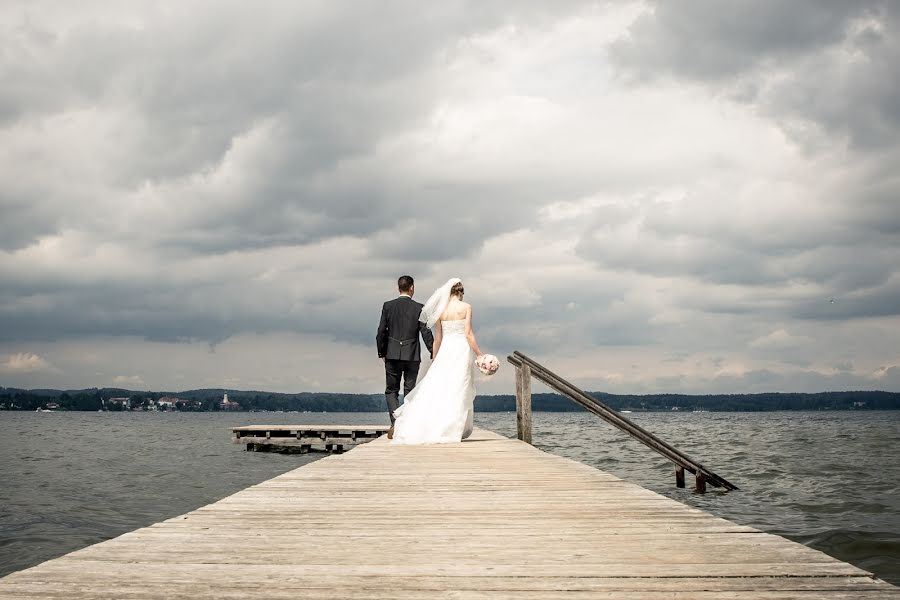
[515,364,533,444]
[507,351,738,492]
[675,465,685,488]
[695,472,707,494]
[512,356,703,479]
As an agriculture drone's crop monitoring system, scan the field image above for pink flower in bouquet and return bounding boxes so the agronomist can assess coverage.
[476,354,500,376]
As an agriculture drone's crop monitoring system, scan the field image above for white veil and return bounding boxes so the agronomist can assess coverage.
[418,277,461,329]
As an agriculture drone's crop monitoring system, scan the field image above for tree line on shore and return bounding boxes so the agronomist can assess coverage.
[2,387,898,412]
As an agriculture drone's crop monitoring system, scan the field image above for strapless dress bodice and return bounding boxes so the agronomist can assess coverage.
[441,319,466,335]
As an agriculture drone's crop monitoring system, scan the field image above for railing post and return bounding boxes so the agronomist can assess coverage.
[515,364,533,444]
[508,351,738,491]
[675,465,685,488]
[695,472,707,494]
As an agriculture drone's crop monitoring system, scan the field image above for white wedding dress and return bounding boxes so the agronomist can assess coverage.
[391,319,476,444]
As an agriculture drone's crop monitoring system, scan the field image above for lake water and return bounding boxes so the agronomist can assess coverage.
[1,410,898,585]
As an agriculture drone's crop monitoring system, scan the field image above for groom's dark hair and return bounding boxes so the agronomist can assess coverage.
[398,275,414,292]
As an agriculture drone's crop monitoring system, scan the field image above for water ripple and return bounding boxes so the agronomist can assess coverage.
[1,410,898,587]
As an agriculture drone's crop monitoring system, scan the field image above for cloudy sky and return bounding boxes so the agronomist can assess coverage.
[1,1,899,395]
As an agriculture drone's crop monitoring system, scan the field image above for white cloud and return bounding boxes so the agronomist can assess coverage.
[749,329,811,350]
[0,352,53,373]
[0,2,898,394]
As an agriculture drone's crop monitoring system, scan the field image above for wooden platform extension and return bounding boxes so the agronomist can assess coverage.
[232,424,388,453]
[1,428,897,599]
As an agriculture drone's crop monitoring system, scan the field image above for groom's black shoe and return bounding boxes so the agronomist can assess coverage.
[387,426,394,440]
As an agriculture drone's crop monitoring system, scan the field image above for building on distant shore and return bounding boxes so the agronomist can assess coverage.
[156,397,180,410]
[219,393,241,411]
[107,397,130,409]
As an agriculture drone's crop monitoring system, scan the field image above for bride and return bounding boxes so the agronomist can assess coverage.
[391,278,483,445]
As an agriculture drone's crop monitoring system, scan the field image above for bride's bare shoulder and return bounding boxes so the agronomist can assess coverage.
[440,299,470,321]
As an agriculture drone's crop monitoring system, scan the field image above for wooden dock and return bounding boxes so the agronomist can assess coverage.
[232,424,388,453]
[1,428,897,598]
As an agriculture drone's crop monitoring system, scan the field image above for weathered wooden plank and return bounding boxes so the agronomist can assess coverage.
[0,567,889,591]
[240,437,355,446]
[3,587,899,600]
[232,425,389,432]
[515,364,532,443]
[1,427,896,598]
[232,424,388,454]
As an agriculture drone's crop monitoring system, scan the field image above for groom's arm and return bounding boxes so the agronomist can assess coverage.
[376,303,389,358]
[419,320,434,358]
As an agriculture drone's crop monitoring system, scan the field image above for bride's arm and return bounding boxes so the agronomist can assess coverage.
[432,320,442,359]
[464,306,483,356]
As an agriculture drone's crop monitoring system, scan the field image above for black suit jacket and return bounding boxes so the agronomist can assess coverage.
[376,296,434,361]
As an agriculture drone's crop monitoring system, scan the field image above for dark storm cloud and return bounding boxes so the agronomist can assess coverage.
[791,278,900,321]
[0,198,58,251]
[612,1,900,149]
[591,0,900,324]
[579,218,899,290]
[577,218,900,322]
[0,1,603,350]
[0,266,384,346]
[1,1,596,253]
[611,1,881,80]
[1,2,898,393]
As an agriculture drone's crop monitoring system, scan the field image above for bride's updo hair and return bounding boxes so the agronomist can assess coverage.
[450,281,464,298]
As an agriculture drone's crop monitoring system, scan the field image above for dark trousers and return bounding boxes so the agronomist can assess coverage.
[384,359,421,425]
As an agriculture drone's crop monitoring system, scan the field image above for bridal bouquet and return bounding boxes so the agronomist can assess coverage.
[476,354,500,376]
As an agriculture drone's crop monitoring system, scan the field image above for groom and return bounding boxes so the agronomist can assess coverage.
[376,275,434,438]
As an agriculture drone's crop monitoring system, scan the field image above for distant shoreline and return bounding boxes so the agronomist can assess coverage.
[2,387,898,412]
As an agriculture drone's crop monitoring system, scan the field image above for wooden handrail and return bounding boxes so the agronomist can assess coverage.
[508,351,738,492]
